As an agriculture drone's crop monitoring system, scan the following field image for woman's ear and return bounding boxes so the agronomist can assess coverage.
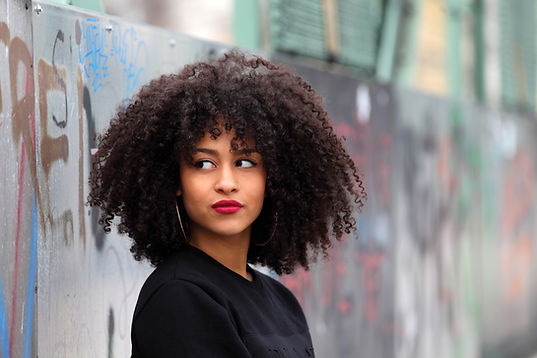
[176,187,182,196]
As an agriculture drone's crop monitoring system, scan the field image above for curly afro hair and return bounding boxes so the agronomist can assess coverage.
[88,50,366,275]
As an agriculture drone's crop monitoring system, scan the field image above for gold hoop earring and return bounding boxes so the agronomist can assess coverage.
[175,200,188,241]
[253,212,278,247]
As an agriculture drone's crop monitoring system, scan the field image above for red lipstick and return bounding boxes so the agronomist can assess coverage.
[212,200,243,214]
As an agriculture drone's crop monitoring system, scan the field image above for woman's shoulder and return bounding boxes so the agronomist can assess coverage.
[133,247,222,317]
[251,268,304,310]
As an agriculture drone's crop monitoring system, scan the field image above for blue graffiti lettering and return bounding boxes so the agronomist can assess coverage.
[23,197,37,358]
[78,18,146,106]
[0,272,9,358]
[78,18,109,92]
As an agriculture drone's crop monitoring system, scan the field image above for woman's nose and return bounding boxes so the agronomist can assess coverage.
[214,165,239,194]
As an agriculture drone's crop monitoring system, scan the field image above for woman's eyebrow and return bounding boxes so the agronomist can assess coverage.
[234,148,258,155]
[194,148,218,155]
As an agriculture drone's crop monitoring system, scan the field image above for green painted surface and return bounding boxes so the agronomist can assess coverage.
[397,0,423,86]
[269,0,382,72]
[473,0,485,102]
[376,0,401,81]
[234,0,260,49]
[48,0,103,13]
[447,0,462,97]
[500,0,537,110]
[499,1,536,111]
[337,0,382,69]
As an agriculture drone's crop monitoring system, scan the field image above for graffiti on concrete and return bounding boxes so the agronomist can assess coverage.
[2,2,537,358]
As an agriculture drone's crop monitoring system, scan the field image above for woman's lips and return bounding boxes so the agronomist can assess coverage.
[212,200,243,214]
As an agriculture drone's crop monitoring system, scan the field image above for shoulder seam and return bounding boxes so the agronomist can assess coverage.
[133,276,222,322]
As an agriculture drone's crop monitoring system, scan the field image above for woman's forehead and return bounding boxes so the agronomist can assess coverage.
[195,126,257,150]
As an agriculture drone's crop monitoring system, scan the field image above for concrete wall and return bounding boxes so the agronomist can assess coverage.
[277,61,537,358]
[1,1,224,357]
[1,1,537,357]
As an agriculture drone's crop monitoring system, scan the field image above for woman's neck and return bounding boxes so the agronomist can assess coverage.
[188,228,252,281]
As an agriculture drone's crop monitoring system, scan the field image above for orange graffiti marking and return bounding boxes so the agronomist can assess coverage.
[9,37,36,167]
[502,234,533,300]
[0,22,10,114]
[38,59,69,177]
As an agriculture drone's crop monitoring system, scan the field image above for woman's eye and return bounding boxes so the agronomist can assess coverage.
[236,159,256,168]
[194,160,215,169]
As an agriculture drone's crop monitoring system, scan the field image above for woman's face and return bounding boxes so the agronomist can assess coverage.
[177,129,266,243]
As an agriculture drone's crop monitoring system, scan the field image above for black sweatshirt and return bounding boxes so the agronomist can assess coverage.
[131,245,315,357]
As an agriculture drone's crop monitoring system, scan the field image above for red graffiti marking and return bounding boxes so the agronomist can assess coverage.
[501,149,535,301]
[337,298,351,314]
[321,244,344,308]
[10,140,25,356]
[5,24,37,356]
[502,150,535,236]
[378,132,392,205]
[280,267,312,305]
[502,234,532,300]
[335,121,364,166]
[335,121,359,140]
[357,250,385,323]
[379,162,391,204]
[379,133,391,149]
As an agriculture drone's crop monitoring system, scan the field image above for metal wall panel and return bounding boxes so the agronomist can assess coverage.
[0,1,36,357]
[3,1,224,357]
[31,2,226,356]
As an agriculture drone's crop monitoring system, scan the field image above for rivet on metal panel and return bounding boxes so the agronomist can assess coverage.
[105,25,113,32]
[34,4,43,15]
[169,38,176,47]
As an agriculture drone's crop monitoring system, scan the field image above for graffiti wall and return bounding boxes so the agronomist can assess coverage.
[277,60,537,358]
[1,1,537,358]
[1,2,37,358]
[1,1,225,357]
[275,63,398,358]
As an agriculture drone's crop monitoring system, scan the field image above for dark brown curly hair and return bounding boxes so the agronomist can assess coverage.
[88,50,365,275]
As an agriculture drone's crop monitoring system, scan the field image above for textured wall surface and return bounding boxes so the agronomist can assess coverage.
[1,1,537,358]
[1,1,224,357]
[277,60,537,358]
[1,2,37,358]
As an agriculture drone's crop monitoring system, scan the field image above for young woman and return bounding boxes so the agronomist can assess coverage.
[89,50,365,357]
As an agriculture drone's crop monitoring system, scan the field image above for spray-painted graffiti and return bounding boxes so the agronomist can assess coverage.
[2,2,537,358]
[276,62,537,358]
[76,18,147,106]
[1,2,216,357]
[502,149,535,301]
[0,5,38,355]
[0,3,149,357]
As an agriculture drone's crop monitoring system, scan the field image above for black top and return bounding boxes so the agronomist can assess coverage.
[131,246,315,357]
